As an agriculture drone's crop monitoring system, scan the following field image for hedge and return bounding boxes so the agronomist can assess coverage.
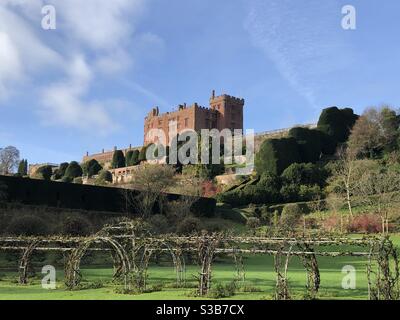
[317,106,358,143]
[0,175,216,216]
[255,137,301,175]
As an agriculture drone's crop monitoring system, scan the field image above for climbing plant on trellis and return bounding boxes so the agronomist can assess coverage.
[0,220,399,300]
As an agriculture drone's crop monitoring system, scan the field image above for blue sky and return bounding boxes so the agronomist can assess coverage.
[1,0,400,164]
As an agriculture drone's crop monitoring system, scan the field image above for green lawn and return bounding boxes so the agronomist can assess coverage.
[2,235,398,300]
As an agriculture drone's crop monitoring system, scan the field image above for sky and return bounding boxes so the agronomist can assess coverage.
[1,0,400,165]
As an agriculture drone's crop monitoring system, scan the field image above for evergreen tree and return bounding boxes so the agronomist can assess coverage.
[17,159,27,176]
[64,161,83,179]
[83,159,102,177]
[111,150,125,168]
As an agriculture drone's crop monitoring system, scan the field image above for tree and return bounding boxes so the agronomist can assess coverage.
[53,162,69,180]
[83,159,102,177]
[125,150,133,167]
[281,163,327,187]
[126,149,140,166]
[280,203,301,232]
[124,164,176,217]
[17,159,28,176]
[112,150,125,168]
[138,145,148,163]
[0,146,20,175]
[348,106,400,158]
[166,175,203,221]
[288,127,323,162]
[95,170,113,185]
[317,107,358,143]
[255,137,301,175]
[355,168,400,234]
[64,161,83,179]
[33,165,53,180]
[327,148,376,217]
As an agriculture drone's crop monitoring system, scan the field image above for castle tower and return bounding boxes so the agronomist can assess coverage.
[209,91,244,132]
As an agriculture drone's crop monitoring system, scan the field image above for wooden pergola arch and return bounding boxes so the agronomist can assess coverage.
[0,221,399,300]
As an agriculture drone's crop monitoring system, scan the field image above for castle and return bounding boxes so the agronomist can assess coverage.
[83,91,244,165]
[144,90,244,145]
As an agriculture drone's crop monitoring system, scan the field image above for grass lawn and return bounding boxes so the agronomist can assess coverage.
[0,235,398,300]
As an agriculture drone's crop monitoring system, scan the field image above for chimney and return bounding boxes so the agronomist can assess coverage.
[211,89,215,99]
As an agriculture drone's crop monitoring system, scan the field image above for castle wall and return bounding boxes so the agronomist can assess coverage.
[143,92,245,146]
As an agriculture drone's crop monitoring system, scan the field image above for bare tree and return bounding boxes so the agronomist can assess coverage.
[328,147,376,218]
[326,193,346,233]
[0,146,20,175]
[348,106,399,158]
[166,176,204,221]
[123,164,176,217]
[356,169,400,234]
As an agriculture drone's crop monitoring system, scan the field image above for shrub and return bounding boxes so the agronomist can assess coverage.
[95,170,113,185]
[208,281,236,299]
[280,184,300,203]
[64,161,83,179]
[33,165,53,181]
[320,214,345,233]
[348,214,382,234]
[317,106,358,143]
[288,127,325,162]
[60,216,93,236]
[138,145,148,162]
[298,185,322,202]
[280,203,301,229]
[281,163,327,187]
[247,217,260,229]
[176,216,202,235]
[148,214,169,234]
[83,159,102,177]
[7,215,50,236]
[112,150,125,169]
[61,176,72,183]
[255,137,301,175]
[126,150,140,166]
[73,177,83,184]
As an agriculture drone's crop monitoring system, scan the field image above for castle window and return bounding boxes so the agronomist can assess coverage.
[184,118,189,127]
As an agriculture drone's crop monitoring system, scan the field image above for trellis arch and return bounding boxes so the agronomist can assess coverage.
[19,240,41,284]
[0,226,399,300]
[64,235,131,290]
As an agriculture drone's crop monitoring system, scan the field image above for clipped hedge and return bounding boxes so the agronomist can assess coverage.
[0,175,216,216]
[255,137,301,175]
[317,106,358,143]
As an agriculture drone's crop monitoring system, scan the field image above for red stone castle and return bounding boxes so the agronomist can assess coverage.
[144,90,244,145]
[83,91,244,164]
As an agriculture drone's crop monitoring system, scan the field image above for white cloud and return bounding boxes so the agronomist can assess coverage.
[53,0,144,50]
[0,0,161,136]
[40,56,119,135]
[0,5,61,100]
[0,32,22,98]
[244,0,353,108]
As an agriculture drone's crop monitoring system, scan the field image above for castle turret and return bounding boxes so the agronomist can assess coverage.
[209,91,244,132]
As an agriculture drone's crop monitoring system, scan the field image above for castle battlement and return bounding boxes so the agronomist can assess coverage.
[144,90,244,145]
